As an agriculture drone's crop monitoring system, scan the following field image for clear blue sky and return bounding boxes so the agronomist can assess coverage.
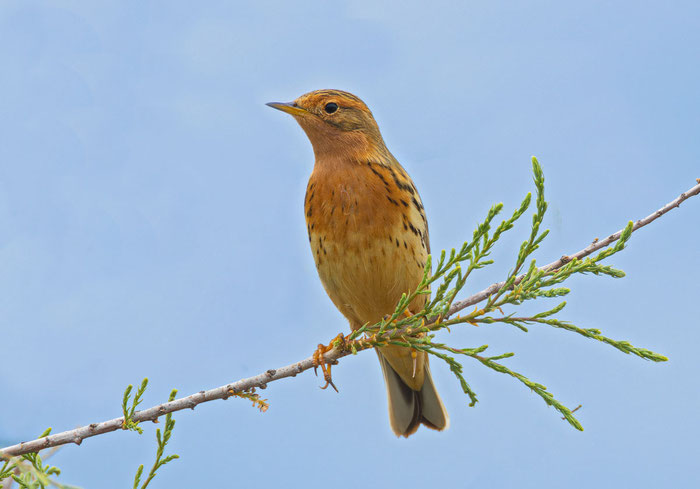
[1,1,699,487]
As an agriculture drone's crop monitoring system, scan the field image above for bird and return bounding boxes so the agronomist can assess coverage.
[267,89,448,437]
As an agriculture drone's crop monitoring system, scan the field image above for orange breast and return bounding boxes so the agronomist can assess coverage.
[304,158,429,328]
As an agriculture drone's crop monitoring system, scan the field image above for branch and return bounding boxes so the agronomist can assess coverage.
[447,179,700,315]
[2,178,698,459]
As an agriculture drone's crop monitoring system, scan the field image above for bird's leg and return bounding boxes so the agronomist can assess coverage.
[312,333,345,392]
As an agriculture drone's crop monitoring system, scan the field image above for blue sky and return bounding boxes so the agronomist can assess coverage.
[1,1,699,487]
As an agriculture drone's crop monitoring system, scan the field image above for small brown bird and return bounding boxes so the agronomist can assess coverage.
[267,89,448,437]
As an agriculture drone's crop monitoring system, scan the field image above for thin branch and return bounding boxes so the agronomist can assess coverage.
[0,354,341,458]
[1,179,698,459]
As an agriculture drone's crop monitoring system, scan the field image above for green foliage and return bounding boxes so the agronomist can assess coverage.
[0,381,181,488]
[132,389,179,489]
[348,157,667,430]
[122,378,149,434]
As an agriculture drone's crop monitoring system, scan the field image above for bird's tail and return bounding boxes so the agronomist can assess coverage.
[376,350,449,437]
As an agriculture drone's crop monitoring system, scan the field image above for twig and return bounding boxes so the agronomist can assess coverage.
[0,350,357,458]
[1,179,698,459]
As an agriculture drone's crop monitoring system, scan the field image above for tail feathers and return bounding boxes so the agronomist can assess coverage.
[418,365,450,432]
[377,352,449,437]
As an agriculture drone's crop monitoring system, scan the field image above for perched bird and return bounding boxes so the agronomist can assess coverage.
[267,89,448,437]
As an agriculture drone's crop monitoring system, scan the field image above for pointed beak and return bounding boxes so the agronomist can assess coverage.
[266,101,308,116]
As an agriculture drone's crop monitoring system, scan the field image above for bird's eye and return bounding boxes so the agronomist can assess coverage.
[324,102,338,114]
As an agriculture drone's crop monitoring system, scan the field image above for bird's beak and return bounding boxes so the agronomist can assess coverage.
[266,101,307,116]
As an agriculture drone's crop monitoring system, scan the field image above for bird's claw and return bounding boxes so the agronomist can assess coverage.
[312,333,345,393]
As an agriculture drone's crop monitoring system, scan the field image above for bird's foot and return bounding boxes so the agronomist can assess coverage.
[312,333,345,392]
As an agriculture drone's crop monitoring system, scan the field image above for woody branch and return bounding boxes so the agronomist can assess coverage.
[1,179,698,459]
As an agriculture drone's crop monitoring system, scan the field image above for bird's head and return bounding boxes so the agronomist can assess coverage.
[267,89,386,159]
